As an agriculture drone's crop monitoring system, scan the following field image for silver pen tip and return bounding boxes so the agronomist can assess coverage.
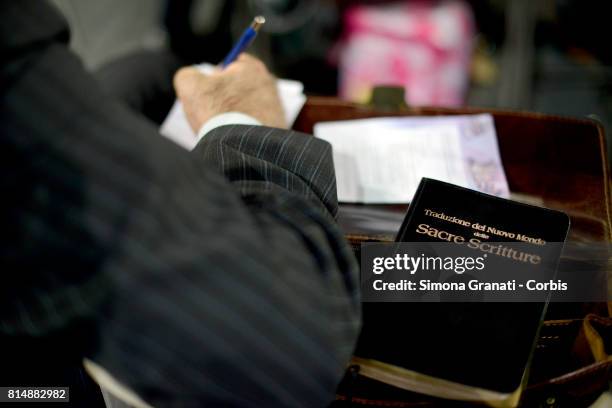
[251,16,265,31]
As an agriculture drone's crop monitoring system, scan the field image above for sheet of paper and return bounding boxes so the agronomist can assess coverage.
[314,114,509,203]
[160,63,307,150]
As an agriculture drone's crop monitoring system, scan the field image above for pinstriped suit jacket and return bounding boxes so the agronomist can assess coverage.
[0,1,360,406]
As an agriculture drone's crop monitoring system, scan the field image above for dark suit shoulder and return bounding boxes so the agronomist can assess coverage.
[1,0,69,58]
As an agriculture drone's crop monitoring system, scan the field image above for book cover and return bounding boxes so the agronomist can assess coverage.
[353,178,570,407]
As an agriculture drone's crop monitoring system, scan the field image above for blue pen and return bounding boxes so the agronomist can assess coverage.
[221,16,265,68]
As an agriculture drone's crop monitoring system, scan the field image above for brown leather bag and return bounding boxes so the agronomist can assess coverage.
[293,97,612,407]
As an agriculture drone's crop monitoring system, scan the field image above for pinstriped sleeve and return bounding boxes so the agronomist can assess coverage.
[95,124,362,406]
[194,125,339,218]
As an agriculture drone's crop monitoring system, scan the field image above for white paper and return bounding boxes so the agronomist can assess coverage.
[160,63,306,150]
[314,114,509,203]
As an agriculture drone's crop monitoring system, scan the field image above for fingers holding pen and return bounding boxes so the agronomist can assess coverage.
[172,55,286,132]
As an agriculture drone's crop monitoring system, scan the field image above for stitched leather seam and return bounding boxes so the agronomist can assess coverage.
[586,314,612,327]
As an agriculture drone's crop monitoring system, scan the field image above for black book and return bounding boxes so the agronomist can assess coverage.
[353,178,570,407]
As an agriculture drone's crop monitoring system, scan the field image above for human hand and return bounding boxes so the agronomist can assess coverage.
[173,54,286,133]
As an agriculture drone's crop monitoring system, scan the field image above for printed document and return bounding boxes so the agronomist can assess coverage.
[314,115,509,203]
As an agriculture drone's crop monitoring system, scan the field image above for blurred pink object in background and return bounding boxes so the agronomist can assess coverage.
[338,0,474,107]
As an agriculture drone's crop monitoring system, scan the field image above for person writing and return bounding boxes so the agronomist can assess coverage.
[1,1,360,406]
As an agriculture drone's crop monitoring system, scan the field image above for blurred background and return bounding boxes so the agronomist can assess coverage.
[51,0,612,160]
